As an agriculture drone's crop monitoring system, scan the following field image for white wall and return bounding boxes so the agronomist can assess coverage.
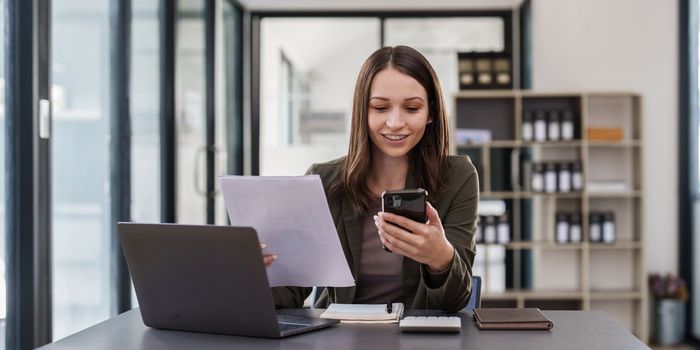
[531,0,678,274]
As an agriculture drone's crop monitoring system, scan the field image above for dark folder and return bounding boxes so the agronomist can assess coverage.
[473,308,553,330]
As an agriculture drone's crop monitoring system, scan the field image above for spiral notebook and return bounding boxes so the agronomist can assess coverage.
[320,303,405,324]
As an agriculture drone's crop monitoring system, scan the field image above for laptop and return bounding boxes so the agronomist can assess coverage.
[117,222,339,338]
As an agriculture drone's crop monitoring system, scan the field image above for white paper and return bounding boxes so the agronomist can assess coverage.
[219,175,355,288]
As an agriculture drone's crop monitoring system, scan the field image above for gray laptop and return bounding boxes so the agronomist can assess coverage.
[117,222,338,338]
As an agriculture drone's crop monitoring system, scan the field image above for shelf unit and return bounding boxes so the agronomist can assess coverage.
[452,91,647,342]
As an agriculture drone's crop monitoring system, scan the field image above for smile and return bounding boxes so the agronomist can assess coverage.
[383,134,408,141]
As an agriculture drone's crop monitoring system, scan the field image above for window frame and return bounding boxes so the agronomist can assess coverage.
[679,0,700,345]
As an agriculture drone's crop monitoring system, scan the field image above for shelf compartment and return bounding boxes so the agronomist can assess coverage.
[585,94,641,141]
[455,97,515,141]
[588,197,642,241]
[522,95,583,141]
[589,250,642,292]
[532,250,582,291]
[586,147,642,192]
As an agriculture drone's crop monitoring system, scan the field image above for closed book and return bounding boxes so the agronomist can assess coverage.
[473,308,553,330]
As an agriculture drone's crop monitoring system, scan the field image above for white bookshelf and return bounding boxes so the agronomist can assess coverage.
[453,91,647,342]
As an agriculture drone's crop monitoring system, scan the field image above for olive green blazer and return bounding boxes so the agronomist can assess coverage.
[271,155,479,312]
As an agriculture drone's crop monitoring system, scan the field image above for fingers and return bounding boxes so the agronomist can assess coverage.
[426,202,442,226]
[375,216,419,256]
[260,242,277,268]
[263,254,278,268]
[378,212,425,234]
[378,229,415,257]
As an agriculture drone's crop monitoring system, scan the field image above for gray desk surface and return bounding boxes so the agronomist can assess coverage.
[38,308,650,350]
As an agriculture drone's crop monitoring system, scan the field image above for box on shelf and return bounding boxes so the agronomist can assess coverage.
[456,128,492,145]
[586,127,624,141]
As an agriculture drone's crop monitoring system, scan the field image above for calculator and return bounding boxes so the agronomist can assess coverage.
[399,316,462,333]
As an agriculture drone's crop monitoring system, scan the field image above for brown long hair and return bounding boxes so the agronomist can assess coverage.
[330,46,450,214]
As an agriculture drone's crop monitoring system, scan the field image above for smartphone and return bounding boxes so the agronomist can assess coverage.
[380,188,427,252]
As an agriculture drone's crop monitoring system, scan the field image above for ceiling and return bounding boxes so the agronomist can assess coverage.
[237,0,524,11]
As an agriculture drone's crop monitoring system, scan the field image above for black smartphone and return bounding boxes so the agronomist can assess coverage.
[380,188,427,252]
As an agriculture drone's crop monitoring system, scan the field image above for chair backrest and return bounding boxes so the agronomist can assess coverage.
[310,286,325,308]
[463,275,482,311]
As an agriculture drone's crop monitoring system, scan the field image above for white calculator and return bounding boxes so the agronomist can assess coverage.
[399,316,462,333]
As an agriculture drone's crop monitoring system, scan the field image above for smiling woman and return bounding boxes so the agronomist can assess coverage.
[269,46,479,313]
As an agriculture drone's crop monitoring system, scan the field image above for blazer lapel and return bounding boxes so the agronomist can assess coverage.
[341,197,364,278]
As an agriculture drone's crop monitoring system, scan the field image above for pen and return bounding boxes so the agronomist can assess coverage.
[386,301,392,314]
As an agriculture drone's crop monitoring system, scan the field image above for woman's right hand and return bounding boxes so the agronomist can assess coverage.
[260,243,277,268]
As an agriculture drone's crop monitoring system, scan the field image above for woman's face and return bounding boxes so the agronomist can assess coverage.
[367,67,430,160]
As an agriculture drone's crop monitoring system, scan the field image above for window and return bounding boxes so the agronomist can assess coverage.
[177,0,207,224]
[51,0,112,339]
[131,0,161,225]
[259,18,381,176]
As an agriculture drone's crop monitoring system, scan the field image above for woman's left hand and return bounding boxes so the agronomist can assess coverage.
[375,201,455,272]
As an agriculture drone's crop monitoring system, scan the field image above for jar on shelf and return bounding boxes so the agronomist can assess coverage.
[497,213,510,244]
[556,212,570,244]
[570,213,582,243]
[558,162,571,193]
[544,162,558,193]
[589,212,602,242]
[534,110,547,142]
[571,162,584,191]
[602,211,616,243]
[547,110,561,141]
[531,163,544,192]
[522,110,534,142]
[561,110,575,140]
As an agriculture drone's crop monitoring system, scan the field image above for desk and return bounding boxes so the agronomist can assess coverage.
[38,308,650,350]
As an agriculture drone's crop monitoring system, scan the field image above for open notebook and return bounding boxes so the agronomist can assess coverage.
[320,303,405,324]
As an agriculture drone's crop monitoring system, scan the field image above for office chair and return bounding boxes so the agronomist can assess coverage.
[463,275,482,311]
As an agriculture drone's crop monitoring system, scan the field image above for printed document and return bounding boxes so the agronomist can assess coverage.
[220,175,355,287]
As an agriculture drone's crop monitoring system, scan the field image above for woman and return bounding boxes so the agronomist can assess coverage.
[265,45,478,312]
